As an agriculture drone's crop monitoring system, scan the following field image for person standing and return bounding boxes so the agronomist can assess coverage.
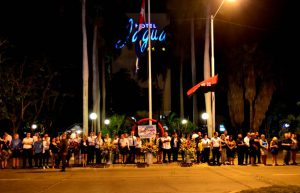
[254,132,261,164]
[119,134,129,164]
[236,133,246,165]
[155,133,163,163]
[0,136,10,169]
[161,132,172,163]
[171,132,180,162]
[87,132,96,165]
[135,136,142,163]
[227,135,236,165]
[33,136,43,168]
[22,132,34,168]
[211,132,221,165]
[42,134,51,169]
[220,134,227,165]
[95,132,103,164]
[128,131,137,164]
[249,133,258,166]
[259,134,269,165]
[291,133,298,165]
[80,135,89,167]
[270,137,279,166]
[112,134,119,164]
[59,133,69,172]
[202,134,211,163]
[11,133,22,169]
[243,132,251,165]
[281,132,292,165]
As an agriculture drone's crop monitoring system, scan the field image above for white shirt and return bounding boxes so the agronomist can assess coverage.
[43,138,51,152]
[95,137,104,148]
[88,136,97,146]
[128,135,137,146]
[119,138,129,148]
[22,137,34,149]
[202,138,211,148]
[173,137,179,148]
[161,136,171,149]
[244,136,250,147]
[211,137,221,147]
[192,133,199,139]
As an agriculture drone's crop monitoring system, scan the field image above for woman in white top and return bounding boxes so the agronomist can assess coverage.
[202,134,211,163]
[119,134,129,164]
[95,133,103,164]
[112,134,119,164]
[104,134,112,144]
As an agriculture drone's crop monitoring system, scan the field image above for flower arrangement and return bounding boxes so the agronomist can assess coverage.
[101,142,117,153]
[141,141,158,155]
[179,140,196,159]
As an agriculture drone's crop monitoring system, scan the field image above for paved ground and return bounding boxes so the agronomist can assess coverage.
[0,152,299,193]
[1,163,300,193]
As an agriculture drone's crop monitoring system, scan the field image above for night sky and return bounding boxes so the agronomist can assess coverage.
[0,0,299,133]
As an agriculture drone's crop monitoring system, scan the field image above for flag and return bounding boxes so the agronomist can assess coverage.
[135,0,145,73]
[187,75,218,96]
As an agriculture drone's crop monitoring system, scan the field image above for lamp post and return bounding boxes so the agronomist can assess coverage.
[89,112,97,132]
[210,0,235,134]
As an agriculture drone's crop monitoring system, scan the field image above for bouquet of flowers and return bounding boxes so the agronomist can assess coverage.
[101,142,117,153]
[179,140,196,158]
[141,141,158,156]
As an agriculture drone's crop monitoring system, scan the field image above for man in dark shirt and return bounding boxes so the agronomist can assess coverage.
[281,132,292,165]
[59,133,69,172]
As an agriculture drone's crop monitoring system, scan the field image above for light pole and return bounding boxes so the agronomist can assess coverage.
[89,112,97,132]
[210,0,235,134]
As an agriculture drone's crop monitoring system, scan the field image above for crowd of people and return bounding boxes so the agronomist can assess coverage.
[0,130,298,171]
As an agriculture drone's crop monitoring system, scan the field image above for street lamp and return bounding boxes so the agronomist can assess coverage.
[31,124,37,130]
[89,112,97,132]
[104,119,110,126]
[210,0,236,135]
[181,119,188,134]
[201,112,209,131]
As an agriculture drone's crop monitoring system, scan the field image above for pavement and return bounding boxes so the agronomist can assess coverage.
[0,152,299,193]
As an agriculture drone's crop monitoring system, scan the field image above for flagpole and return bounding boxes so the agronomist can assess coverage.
[147,0,152,125]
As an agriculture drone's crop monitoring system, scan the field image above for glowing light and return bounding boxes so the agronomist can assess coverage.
[89,112,97,120]
[104,119,110,125]
[201,113,209,120]
[31,124,37,129]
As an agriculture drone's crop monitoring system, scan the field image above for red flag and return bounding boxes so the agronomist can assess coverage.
[187,75,218,96]
[135,0,146,73]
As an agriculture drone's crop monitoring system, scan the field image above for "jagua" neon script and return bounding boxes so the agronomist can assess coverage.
[115,18,166,55]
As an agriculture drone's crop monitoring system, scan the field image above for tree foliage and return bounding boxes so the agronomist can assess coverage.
[0,40,62,133]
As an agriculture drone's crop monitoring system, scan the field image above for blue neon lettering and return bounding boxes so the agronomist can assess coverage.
[115,18,166,54]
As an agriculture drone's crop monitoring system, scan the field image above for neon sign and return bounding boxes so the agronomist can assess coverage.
[115,18,166,56]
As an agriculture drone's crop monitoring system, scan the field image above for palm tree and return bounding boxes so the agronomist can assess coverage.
[226,43,276,133]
